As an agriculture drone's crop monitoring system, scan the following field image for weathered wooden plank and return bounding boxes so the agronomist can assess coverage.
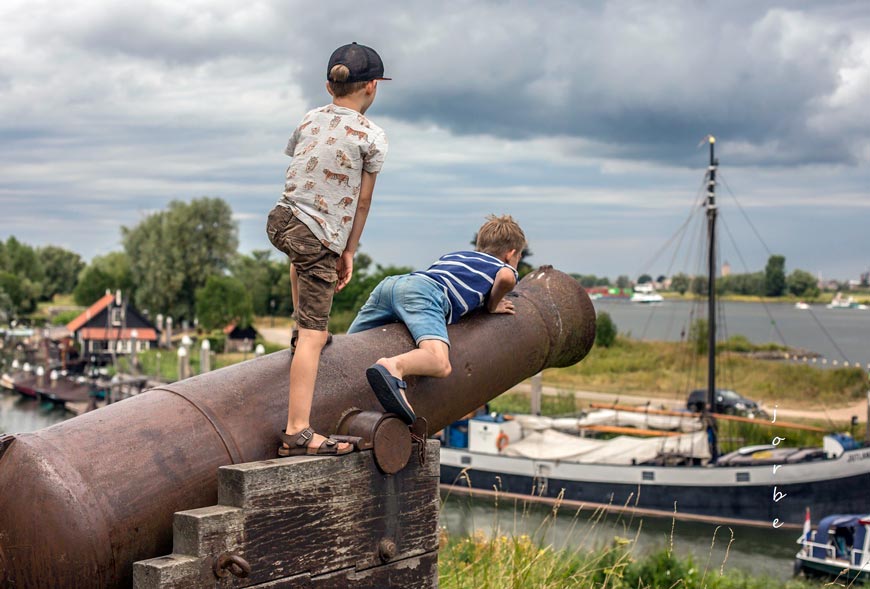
[173,505,244,557]
[132,554,208,589]
[230,444,440,586]
[242,552,438,589]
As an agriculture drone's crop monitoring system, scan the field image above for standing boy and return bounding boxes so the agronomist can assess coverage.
[266,43,389,456]
[347,215,525,423]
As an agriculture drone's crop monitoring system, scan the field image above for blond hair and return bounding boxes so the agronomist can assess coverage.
[475,214,526,257]
[328,64,368,97]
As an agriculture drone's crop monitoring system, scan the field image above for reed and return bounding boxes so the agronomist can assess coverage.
[438,486,817,589]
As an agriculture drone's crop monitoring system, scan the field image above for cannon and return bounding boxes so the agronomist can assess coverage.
[0,267,595,588]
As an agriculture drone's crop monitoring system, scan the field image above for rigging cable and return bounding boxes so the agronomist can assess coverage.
[637,175,708,342]
[719,172,850,363]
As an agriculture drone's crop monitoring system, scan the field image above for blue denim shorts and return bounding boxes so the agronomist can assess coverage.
[347,274,451,346]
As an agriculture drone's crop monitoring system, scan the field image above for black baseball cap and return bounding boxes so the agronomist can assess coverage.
[327,42,391,83]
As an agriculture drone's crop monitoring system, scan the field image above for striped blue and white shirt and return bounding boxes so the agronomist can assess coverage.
[413,251,518,324]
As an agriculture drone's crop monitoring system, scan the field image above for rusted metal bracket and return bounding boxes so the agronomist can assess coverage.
[213,553,250,579]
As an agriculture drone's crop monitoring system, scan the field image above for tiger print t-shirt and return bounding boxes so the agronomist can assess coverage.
[277,104,388,255]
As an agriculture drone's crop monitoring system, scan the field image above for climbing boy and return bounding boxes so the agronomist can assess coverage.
[347,215,525,423]
[266,42,389,457]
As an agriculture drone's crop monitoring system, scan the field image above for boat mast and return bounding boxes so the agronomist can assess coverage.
[706,136,718,416]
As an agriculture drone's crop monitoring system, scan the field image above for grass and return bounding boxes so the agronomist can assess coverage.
[438,491,818,589]
[116,342,282,381]
[542,336,868,410]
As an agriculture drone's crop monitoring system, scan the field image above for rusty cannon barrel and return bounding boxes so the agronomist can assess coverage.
[0,267,594,588]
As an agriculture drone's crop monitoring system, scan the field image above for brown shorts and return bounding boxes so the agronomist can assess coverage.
[266,205,338,331]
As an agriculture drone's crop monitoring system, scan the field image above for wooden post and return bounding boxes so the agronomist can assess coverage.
[133,441,440,588]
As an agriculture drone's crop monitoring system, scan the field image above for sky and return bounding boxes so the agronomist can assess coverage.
[1,0,869,281]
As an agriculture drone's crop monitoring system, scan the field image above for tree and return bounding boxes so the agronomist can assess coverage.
[73,252,134,306]
[616,275,631,289]
[39,246,85,298]
[595,311,617,348]
[123,198,238,320]
[0,289,12,322]
[637,274,652,284]
[787,269,819,298]
[195,275,254,331]
[0,272,22,310]
[691,275,707,296]
[764,255,786,297]
[670,273,690,295]
[230,250,286,317]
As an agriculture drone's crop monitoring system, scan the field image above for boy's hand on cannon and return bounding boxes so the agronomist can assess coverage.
[491,299,515,315]
[336,251,354,292]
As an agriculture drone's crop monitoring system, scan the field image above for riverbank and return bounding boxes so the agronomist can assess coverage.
[541,336,867,412]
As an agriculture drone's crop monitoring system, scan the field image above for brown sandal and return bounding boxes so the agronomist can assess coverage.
[277,427,353,457]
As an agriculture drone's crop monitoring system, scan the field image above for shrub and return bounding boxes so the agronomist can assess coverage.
[595,311,616,348]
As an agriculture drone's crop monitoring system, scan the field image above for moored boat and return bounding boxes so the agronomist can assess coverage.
[795,511,870,581]
[440,137,870,529]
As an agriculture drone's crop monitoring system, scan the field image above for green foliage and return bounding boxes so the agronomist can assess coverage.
[195,275,253,331]
[595,311,617,348]
[438,532,817,589]
[787,269,819,298]
[51,309,83,326]
[230,250,288,316]
[123,197,238,320]
[489,390,577,416]
[73,252,134,306]
[689,318,708,355]
[670,272,690,294]
[38,246,84,299]
[615,275,630,289]
[717,271,764,295]
[691,275,707,295]
[764,254,786,297]
[0,289,12,322]
[637,273,652,284]
[572,274,611,288]
[0,272,22,310]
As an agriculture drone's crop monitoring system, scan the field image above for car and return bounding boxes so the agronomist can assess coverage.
[686,389,765,418]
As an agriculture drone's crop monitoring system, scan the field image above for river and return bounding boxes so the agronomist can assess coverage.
[595,299,870,369]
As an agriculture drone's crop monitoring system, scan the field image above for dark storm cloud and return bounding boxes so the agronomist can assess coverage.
[281,1,869,167]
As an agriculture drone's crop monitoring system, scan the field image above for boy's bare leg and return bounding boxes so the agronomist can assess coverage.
[374,340,451,412]
[285,328,351,452]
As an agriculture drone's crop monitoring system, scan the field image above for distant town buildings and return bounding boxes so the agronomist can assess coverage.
[66,291,159,358]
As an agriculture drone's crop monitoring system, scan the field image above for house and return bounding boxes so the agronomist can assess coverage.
[66,291,159,358]
[223,322,259,353]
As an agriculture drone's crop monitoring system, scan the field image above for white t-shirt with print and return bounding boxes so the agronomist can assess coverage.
[277,104,388,254]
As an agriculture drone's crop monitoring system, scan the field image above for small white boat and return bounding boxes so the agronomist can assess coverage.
[795,301,810,310]
[795,511,870,581]
[630,283,664,304]
[827,293,868,310]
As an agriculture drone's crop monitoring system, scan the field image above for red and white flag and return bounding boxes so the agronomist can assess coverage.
[802,507,812,545]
